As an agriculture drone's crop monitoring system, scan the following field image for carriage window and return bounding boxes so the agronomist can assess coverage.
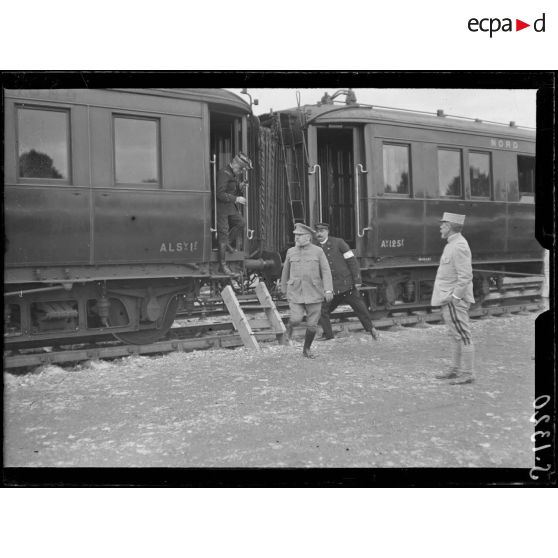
[383,144,411,195]
[114,117,160,185]
[517,155,535,203]
[17,107,70,180]
[469,151,491,198]
[437,148,462,197]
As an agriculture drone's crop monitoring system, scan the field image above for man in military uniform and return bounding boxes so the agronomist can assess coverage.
[281,223,334,358]
[315,223,379,341]
[431,212,475,385]
[215,152,253,274]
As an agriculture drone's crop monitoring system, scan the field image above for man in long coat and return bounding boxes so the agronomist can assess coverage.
[314,222,379,341]
[281,223,333,358]
[431,212,475,385]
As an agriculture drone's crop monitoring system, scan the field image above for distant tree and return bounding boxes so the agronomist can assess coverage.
[399,171,409,193]
[444,175,461,196]
[19,149,63,179]
[471,171,489,197]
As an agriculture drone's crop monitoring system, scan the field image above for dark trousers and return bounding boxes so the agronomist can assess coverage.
[217,212,245,246]
[319,288,374,338]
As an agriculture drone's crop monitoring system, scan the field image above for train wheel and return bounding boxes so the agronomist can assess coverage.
[113,296,179,345]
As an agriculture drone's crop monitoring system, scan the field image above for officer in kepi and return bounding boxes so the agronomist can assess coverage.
[281,223,334,358]
[314,222,380,341]
[215,152,253,274]
[431,212,475,385]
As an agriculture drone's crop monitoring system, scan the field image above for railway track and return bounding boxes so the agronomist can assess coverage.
[4,296,545,370]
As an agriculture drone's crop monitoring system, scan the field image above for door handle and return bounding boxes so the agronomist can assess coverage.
[355,163,372,238]
[210,154,217,237]
[244,169,254,240]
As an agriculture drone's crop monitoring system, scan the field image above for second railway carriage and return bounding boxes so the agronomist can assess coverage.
[258,91,542,312]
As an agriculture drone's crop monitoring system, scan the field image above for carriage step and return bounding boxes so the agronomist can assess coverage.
[221,283,289,350]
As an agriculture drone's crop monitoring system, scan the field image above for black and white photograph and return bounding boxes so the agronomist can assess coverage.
[2,76,554,483]
[1,0,556,555]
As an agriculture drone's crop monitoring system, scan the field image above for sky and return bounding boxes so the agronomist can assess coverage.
[227,88,537,129]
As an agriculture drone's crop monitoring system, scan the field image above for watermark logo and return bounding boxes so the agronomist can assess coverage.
[468,13,546,37]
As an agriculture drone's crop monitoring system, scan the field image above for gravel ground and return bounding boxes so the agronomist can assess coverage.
[4,311,540,468]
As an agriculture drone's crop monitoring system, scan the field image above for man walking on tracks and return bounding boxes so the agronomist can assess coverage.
[432,212,475,385]
[314,223,379,341]
[281,223,334,358]
[216,152,253,274]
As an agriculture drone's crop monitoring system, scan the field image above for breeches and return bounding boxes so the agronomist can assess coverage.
[442,299,472,345]
[289,302,322,329]
[217,212,245,243]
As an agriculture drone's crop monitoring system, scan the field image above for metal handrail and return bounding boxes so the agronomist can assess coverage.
[309,164,323,222]
[210,155,217,236]
[356,163,372,238]
[244,169,254,240]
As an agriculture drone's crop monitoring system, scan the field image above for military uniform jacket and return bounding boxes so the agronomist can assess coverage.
[216,165,241,216]
[318,236,361,294]
[431,232,475,306]
[281,243,333,304]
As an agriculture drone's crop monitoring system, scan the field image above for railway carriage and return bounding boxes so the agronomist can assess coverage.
[258,92,543,313]
[4,88,262,345]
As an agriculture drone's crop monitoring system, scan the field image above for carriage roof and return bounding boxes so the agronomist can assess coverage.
[111,88,251,112]
[272,102,535,141]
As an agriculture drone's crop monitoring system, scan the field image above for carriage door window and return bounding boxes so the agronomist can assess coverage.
[437,148,462,197]
[17,107,70,181]
[469,151,492,198]
[517,155,535,203]
[114,116,160,186]
[383,144,411,196]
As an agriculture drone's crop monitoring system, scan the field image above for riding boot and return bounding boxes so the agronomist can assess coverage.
[286,323,294,341]
[218,243,233,274]
[450,343,475,384]
[319,316,334,340]
[228,225,242,252]
[436,340,461,379]
[302,329,317,358]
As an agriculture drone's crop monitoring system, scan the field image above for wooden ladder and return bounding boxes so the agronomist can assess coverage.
[277,113,306,226]
[221,282,289,350]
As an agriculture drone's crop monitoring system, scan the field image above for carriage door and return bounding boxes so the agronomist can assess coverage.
[209,112,243,248]
[316,126,363,247]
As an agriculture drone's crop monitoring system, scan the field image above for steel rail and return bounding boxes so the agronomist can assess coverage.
[4,301,544,370]
[472,269,545,277]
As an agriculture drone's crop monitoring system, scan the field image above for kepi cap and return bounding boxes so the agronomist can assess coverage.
[314,222,329,230]
[232,152,253,169]
[293,222,315,235]
[440,212,466,225]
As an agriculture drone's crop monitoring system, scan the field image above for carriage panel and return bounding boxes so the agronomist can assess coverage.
[93,189,208,264]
